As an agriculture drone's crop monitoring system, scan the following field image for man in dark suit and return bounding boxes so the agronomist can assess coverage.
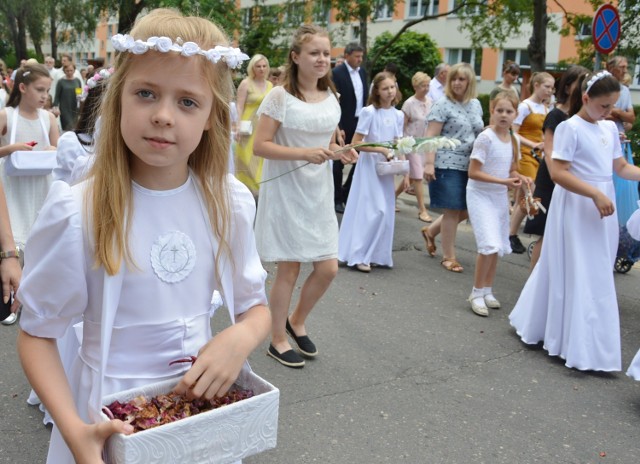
[332,42,367,213]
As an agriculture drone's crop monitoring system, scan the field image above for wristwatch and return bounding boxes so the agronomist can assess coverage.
[0,247,20,260]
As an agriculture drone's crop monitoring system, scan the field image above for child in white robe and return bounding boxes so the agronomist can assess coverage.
[338,72,403,272]
[16,10,270,463]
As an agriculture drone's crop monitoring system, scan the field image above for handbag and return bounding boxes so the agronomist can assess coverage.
[238,120,253,136]
[5,150,58,176]
[5,108,56,176]
[375,159,409,177]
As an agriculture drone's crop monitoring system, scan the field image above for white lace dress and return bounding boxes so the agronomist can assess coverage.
[0,107,53,246]
[466,128,515,256]
[254,86,340,262]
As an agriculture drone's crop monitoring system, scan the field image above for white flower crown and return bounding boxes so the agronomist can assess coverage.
[81,67,115,101]
[585,70,612,94]
[111,34,249,69]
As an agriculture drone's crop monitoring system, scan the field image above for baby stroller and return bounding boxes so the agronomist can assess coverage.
[615,225,640,273]
[614,141,640,273]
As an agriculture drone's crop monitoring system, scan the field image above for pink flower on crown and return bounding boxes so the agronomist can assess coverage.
[181,42,200,57]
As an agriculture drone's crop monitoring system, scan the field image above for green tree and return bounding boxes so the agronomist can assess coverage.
[369,30,441,101]
[238,1,289,67]
[327,1,596,74]
[90,0,239,35]
[47,0,99,60]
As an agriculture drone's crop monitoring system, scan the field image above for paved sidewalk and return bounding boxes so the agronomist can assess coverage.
[2,191,640,463]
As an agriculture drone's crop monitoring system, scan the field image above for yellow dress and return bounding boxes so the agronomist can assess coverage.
[517,101,548,179]
[235,79,273,195]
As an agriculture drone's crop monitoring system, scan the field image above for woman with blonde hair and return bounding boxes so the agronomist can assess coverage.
[398,71,433,222]
[421,62,484,273]
[235,53,273,196]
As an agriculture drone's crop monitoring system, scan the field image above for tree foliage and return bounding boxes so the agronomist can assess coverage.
[369,30,441,101]
[238,0,295,68]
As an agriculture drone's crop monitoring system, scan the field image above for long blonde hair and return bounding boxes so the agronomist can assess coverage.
[89,8,233,275]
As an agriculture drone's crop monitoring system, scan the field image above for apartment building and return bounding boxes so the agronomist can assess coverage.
[45,1,639,101]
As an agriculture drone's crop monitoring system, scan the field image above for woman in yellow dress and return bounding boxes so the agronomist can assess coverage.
[235,54,273,196]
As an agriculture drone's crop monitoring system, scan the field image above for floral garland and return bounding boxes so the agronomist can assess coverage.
[259,136,461,184]
[585,70,612,94]
[81,67,114,101]
[111,34,249,69]
[336,136,462,160]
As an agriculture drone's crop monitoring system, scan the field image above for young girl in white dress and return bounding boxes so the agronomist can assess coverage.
[53,68,110,184]
[625,207,640,380]
[16,10,270,463]
[338,72,404,272]
[0,64,59,249]
[466,92,528,317]
[254,25,356,368]
[509,71,640,372]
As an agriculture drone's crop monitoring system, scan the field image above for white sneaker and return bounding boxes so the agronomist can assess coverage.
[1,312,17,325]
[468,296,489,317]
[484,294,501,309]
[356,263,371,273]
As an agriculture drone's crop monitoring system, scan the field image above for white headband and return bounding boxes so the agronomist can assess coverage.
[111,34,249,69]
[585,70,612,94]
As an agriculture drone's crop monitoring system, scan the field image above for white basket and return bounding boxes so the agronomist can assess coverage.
[101,368,279,464]
[5,150,57,176]
[375,159,409,177]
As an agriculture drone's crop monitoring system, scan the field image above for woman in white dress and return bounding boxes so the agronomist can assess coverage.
[338,72,404,272]
[0,64,59,249]
[17,10,270,463]
[509,71,640,372]
[254,25,356,368]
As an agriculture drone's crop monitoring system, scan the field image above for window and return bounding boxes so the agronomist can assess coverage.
[503,49,530,68]
[630,59,640,87]
[575,22,591,40]
[242,8,254,28]
[450,0,481,15]
[313,1,331,25]
[407,0,439,18]
[284,2,305,26]
[352,25,361,41]
[447,48,482,76]
[374,1,394,20]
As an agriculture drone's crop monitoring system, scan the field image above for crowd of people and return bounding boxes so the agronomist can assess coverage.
[1,8,640,462]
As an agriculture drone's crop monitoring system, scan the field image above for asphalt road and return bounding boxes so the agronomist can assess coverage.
[2,190,639,464]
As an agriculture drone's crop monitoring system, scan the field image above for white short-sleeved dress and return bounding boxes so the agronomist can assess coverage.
[338,105,404,268]
[509,116,622,372]
[466,128,515,256]
[52,131,93,183]
[254,86,341,262]
[0,107,53,246]
[19,174,267,464]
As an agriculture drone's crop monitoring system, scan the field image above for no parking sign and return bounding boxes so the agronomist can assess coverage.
[592,4,621,54]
